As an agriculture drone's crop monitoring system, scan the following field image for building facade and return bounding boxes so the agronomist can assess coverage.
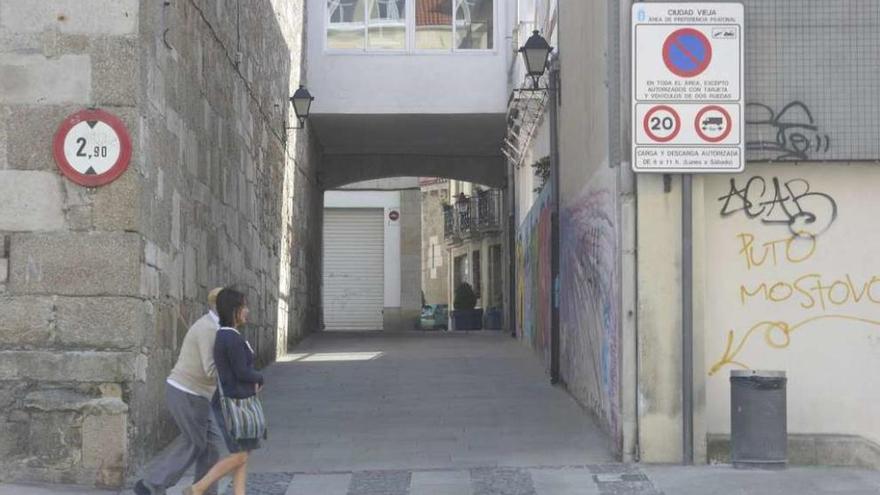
[443,180,505,328]
[4,0,879,489]
[420,178,451,306]
[509,0,880,467]
[323,179,422,331]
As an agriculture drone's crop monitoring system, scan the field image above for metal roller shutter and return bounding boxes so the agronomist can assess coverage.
[323,208,385,330]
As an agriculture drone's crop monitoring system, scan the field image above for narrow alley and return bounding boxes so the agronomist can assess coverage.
[251,331,612,474]
[2,1,880,494]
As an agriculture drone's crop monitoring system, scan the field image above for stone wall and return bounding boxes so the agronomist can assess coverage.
[398,189,422,328]
[0,0,319,487]
[135,0,318,476]
[420,182,450,305]
[0,0,143,486]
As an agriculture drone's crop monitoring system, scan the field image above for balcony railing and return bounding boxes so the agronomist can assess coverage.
[444,189,503,241]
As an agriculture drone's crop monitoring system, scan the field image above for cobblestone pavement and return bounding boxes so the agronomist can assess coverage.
[231,464,657,495]
[223,464,880,495]
[4,332,880,494]
[7,464,880,494]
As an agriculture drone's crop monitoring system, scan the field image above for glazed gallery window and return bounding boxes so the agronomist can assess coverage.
[327,0,406,50]
[327,0,493,51]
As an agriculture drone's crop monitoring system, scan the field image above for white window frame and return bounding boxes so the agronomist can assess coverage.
[324,0,499,54]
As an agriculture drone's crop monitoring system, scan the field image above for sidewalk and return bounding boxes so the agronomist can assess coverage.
[5,333,877,494]
[2,464,879,494]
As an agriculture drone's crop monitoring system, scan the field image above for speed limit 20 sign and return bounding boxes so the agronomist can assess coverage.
[53,108,132,187]
[642,105,681,143]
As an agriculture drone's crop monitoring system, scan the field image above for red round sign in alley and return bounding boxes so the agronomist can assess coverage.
[643,105,682,143]
[662,28,713,78]
[694,105,733,143]
[389,210,400,221]
[52,108,132,187]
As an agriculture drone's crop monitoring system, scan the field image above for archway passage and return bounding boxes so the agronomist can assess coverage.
[262,111,617,492]
[310,114,508,190]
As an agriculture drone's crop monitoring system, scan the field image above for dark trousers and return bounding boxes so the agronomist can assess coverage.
[142,384,222,494]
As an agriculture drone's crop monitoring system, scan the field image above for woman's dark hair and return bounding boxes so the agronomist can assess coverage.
[216,288,247,327]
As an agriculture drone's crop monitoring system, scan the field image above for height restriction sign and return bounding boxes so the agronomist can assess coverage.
[632,3,744,173]
[53,108,132,187]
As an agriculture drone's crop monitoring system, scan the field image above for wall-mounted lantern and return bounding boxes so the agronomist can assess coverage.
[286,85,314,130]
[518,30,553,90]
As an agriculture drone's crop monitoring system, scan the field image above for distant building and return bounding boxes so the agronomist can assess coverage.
[323,179,422,331]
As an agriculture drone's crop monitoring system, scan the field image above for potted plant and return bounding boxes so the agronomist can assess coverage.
[452,283,483,330]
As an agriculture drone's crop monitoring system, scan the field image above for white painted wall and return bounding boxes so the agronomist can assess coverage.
[639,163,880,463]
[636,173,685,462]
[339,177,420,190]
[324,191,401,307]
[515,118,549,225]
[700,164,880,446]
[307,0,512,114]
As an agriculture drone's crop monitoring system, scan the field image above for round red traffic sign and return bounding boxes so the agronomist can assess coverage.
[643,105,681,143]
[662,28,712,78]
[389,210,400,221]
[52,108,132,187]
[694,105,733,143]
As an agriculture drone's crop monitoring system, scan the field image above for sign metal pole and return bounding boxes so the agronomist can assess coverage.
[682,173,694,465]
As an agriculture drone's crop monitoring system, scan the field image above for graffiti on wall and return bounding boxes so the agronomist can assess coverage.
[717,175,838,236]
[711,314,880,375]
[711,179,880,374]
[746,101,831,161]
[560,184,620,442]
[517,186,552,365]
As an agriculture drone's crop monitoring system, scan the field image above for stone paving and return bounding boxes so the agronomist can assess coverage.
[247,331,613,474]
[3,331,880,494]
[8,464,880,494]
[222,464,657,495]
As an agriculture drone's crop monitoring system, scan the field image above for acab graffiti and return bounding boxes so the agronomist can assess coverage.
[718,175,838,236]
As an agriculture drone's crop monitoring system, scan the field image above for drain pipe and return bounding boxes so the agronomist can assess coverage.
[682,173,694,465]
[508,156,517,339]
[549,53,561,384]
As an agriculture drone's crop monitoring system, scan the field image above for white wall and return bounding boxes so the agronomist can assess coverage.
[700,163,880,446]
[339,177,420,190]
[636,173,685,462]
[324,191,401,307]
[307,0,512,115]
[515,118,549,225]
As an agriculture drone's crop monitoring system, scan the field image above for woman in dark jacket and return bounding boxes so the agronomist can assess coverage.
[187,288,263,495]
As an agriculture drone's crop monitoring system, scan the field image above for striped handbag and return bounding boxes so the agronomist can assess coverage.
[218,382,267,441]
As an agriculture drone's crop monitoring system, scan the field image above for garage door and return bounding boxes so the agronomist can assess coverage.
[323,208,385,330]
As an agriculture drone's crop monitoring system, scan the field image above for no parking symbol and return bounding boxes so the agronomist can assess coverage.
[663,28,712,78]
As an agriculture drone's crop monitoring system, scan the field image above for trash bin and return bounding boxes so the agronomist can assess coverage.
[730,370,787,469]
[484,307,502,329]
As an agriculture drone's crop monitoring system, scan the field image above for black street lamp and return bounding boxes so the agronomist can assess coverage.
[455,192,469,215]
[287,85,314,130]
[455,192,470,231]
[518,30,553,89]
